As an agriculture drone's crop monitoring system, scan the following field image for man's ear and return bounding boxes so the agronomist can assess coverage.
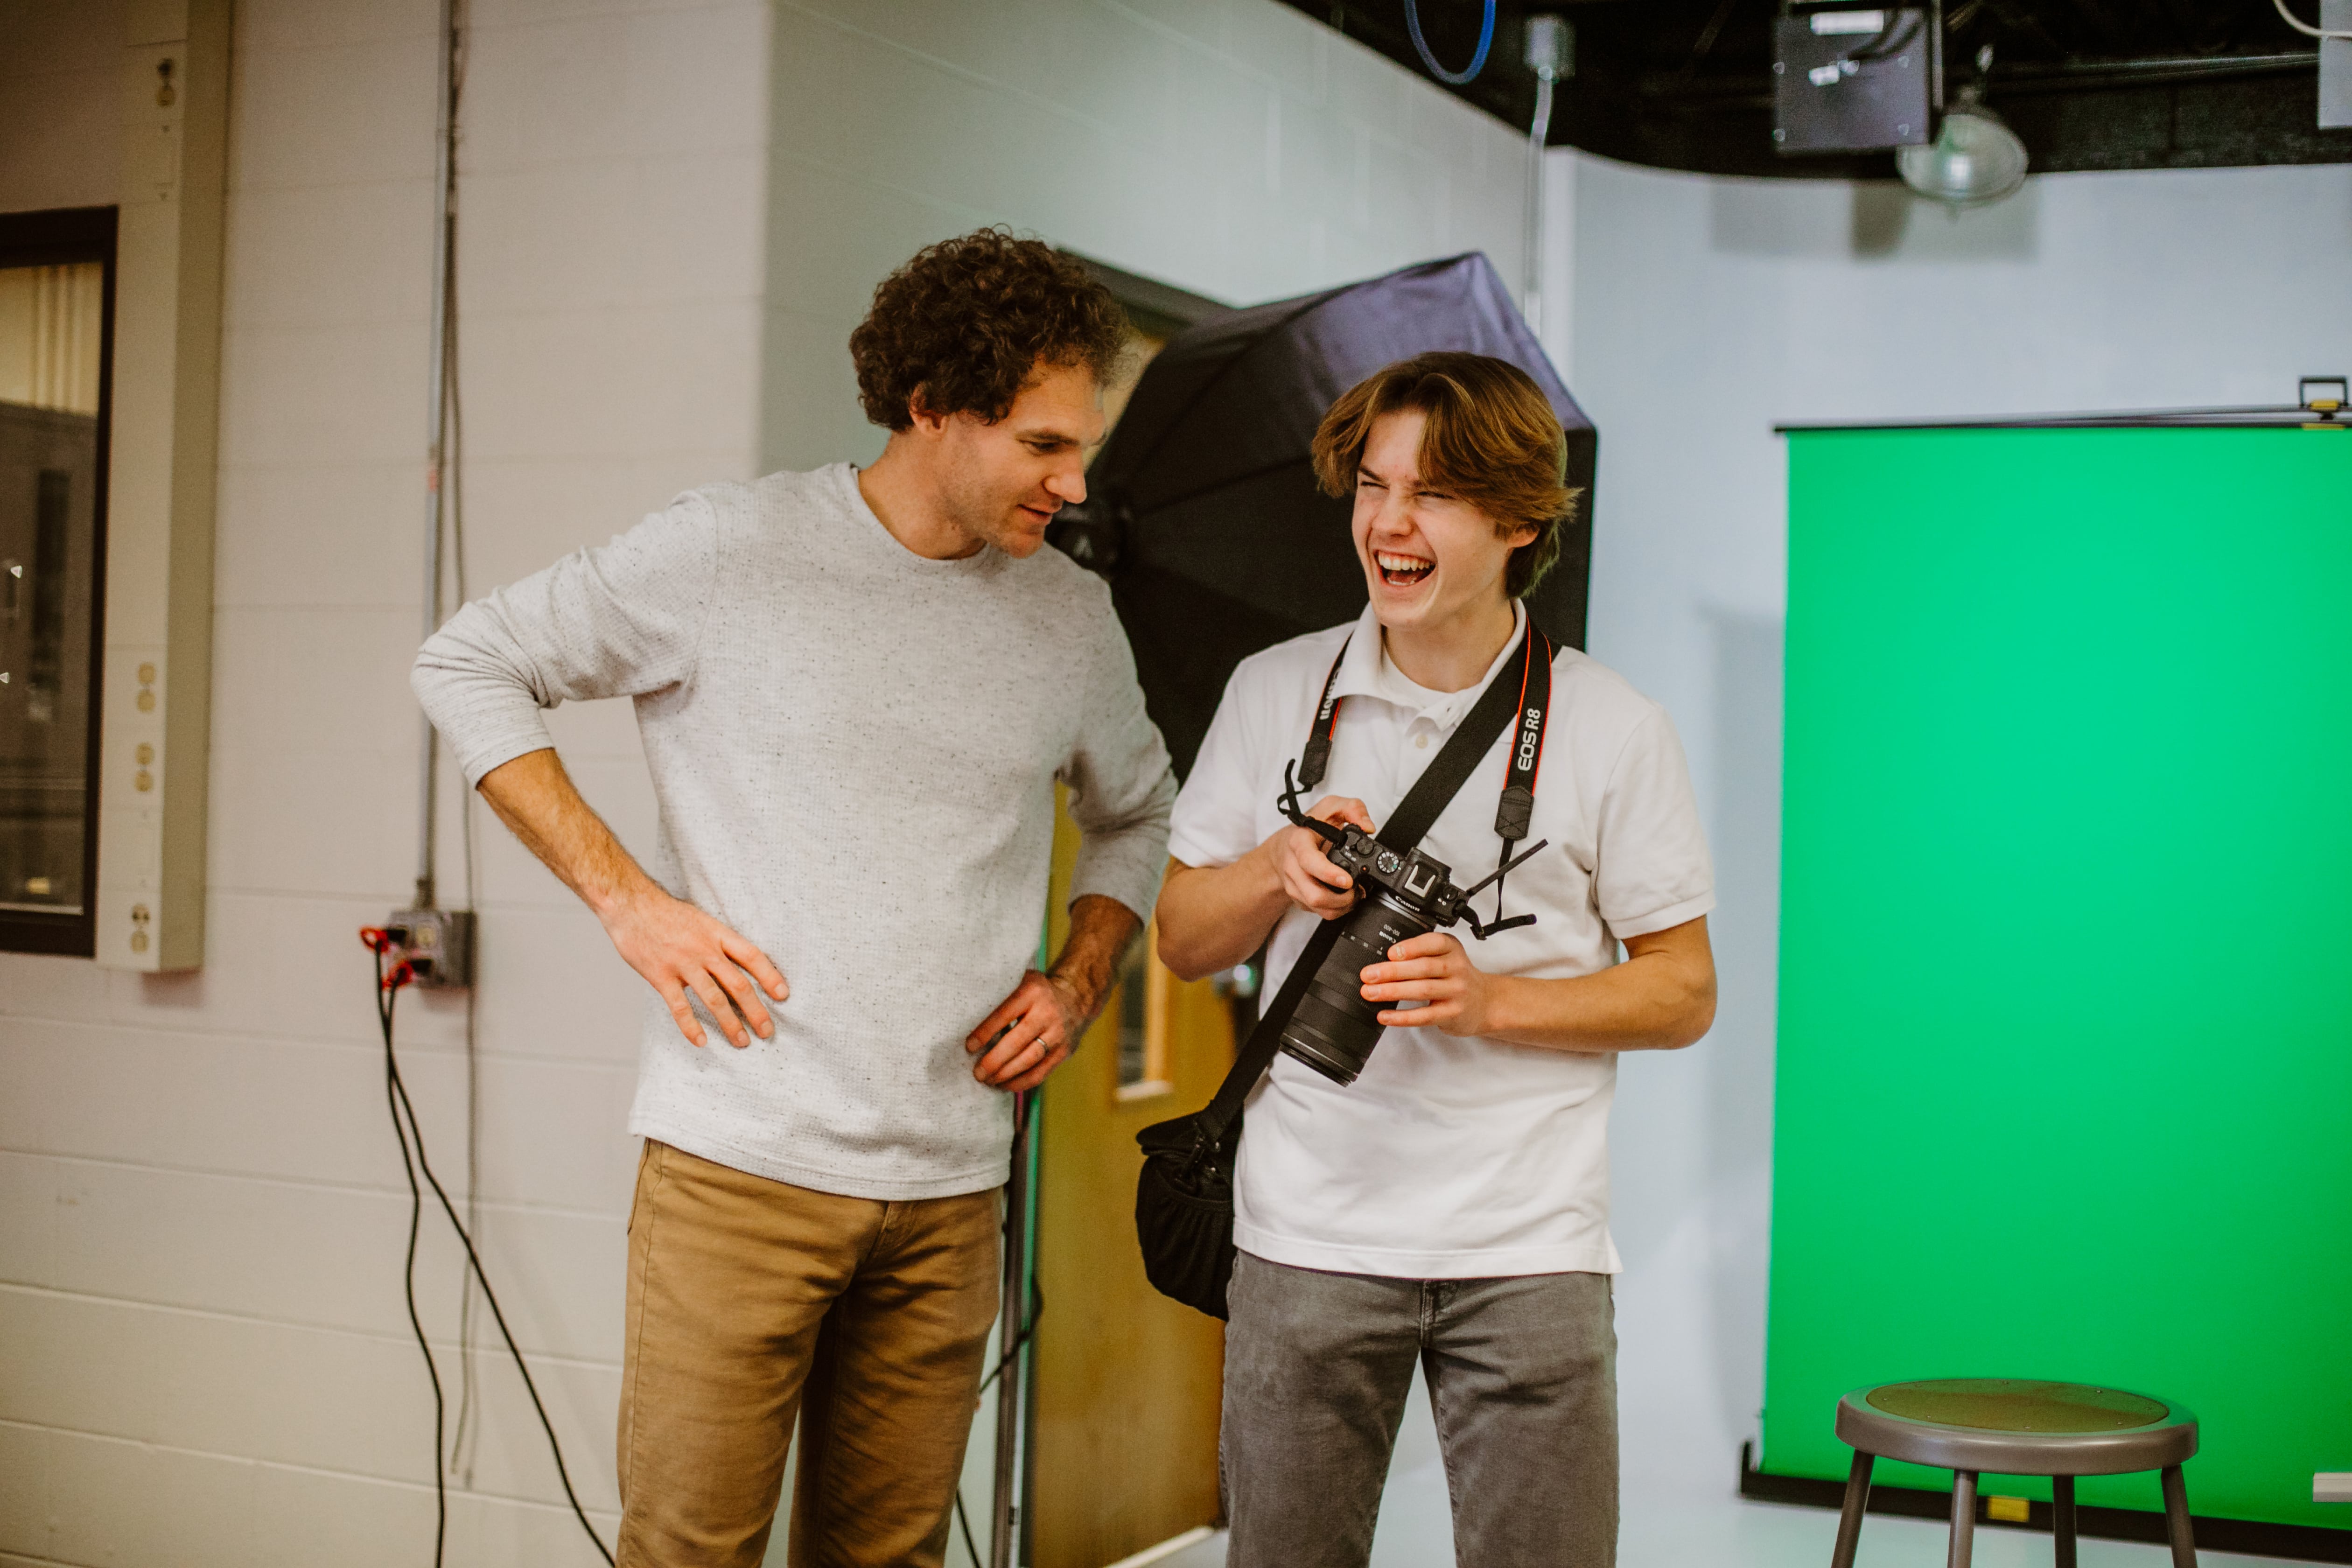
[905,385,950,436]
[1505,522,1540,551]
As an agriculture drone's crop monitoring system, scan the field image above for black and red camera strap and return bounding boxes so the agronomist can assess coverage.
[1489,623,1554,925]
[1295,620,1555,920]
[1185,618,1551,1146]
[1132,619,1561,1320]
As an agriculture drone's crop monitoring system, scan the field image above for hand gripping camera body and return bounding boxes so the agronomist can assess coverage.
[1275,763,1546,1086]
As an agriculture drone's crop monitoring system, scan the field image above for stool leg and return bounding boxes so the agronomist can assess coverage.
[2051,1476,2077,1568]
[1830,1450,1873,1568]
[2160,1465,2198,1568]
[1948,1470,1978,1568]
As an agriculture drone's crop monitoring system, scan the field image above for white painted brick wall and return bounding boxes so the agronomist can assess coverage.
[753,0,1531,472]
[0,1,1532,1561]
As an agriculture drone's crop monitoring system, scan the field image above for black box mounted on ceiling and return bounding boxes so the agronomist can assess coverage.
[1774,7,1935,154]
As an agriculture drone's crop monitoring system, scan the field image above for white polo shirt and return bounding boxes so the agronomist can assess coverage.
[1167,602,1715,1279]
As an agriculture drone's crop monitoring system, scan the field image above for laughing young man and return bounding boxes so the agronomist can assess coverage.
[413,231,1174,1568]
[1155,352,1717,1568]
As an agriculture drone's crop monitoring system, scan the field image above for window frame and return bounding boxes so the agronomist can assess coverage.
[0,205,117,958]
[1111,922,1176,1103]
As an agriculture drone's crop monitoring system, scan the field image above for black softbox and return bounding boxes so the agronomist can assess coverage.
[1050,252,1596,780]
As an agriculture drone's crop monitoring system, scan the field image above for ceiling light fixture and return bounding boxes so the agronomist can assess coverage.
[1897,45,2029,207]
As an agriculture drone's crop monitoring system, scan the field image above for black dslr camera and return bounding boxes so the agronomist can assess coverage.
[1274,763,1546,1086]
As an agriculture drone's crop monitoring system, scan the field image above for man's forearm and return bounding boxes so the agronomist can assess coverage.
[476,747,657,916]
[476,746,788,1048]
[1477,923,1717,1054]
[1155,854,1286,980]
[1050,894,1144,1022]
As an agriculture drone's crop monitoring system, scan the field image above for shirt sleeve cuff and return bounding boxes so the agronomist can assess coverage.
[1068,863,1163,927]
[1069,827,1168,926]
[1603,889,1716,941]
[1165,825,1246,870]
[454,722,557,791]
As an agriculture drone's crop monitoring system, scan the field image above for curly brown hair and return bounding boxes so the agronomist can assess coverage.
[849,228,1130,431]
[1310,352,1582,600]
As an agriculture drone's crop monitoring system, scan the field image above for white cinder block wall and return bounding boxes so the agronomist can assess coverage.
[756,0,1530,474]
[0,2,1533,1563]
[14,0,2351,1561]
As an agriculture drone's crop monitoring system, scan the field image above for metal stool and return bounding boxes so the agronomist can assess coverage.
[1828,1378,2199,1568]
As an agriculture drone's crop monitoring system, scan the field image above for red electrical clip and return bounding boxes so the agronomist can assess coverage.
[359,926,416,990]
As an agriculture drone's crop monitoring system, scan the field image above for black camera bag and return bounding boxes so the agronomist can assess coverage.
[1134,626,1542,1318]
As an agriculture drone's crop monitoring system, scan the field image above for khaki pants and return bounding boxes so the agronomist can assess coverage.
[617,1141,1001,1568]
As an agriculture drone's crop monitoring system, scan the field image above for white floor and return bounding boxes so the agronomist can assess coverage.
[1146,1379,2302,1568]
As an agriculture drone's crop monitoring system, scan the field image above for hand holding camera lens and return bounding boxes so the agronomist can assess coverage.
[1358,931,1491,1036]
[1270,762,1548,1085]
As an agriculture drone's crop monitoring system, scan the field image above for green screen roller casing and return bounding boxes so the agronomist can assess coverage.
[1762,427,2352,1530]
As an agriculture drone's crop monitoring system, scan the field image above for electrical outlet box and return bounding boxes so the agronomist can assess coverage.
[1773,7,1933,153]
[2322,0,2352,130]
[2318,1472,2352,1504]
[383,907,474,989]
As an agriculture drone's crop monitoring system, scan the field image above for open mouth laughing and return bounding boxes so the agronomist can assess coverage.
[1375,549,1434,588]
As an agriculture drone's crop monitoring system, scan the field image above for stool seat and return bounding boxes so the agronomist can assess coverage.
[1826,1379,2200,1568]
[1838,1378,2198,1476]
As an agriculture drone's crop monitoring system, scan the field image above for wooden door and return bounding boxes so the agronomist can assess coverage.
[1029,790,1231,1568]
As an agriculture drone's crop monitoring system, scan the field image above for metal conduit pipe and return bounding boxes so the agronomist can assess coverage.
[415,0,457,911]
[1522,16,1570,339]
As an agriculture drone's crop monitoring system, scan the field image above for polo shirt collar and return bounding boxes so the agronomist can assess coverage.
[1328,600,1528,725]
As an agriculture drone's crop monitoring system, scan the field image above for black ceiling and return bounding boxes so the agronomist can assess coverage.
[1280,0,2351,177]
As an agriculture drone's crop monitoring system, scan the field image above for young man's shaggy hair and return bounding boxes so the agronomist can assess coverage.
[850,228,1130,430]
[1311,352,1582,600]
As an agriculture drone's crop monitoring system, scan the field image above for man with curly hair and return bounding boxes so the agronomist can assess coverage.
[412,229,1174,1568]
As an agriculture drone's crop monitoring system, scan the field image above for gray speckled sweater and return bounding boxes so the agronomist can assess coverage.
[412,464,1175,1199]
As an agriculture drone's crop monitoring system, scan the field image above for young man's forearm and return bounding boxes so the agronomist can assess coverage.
[1476,934,1717,1053]
[1156,855,1287,980]
[1358,916,1717,1054]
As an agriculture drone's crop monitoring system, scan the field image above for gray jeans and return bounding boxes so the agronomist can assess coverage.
[1221,1251,1617,1568]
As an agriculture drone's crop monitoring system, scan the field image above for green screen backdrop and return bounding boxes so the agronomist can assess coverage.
[1764,427,2352,1531]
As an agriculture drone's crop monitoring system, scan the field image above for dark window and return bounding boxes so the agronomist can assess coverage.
[0,206,114,956]
[1115,939,1150,1088]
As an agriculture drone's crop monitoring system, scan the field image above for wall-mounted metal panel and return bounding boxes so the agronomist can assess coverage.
[95,0,228,971]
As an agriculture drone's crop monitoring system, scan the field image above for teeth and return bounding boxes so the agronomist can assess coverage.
[1376,552,1432,575]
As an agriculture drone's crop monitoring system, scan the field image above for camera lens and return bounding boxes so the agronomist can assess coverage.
[1278,896,1433,1085]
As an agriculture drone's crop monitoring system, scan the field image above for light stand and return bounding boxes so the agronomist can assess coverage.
[989,1090,1039,1568]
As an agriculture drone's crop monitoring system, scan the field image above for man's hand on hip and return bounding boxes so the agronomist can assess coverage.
[601,883,789,1050]
[474,749,789,1050]
[965,969,1084,1092]
[965,893,1141,1092]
